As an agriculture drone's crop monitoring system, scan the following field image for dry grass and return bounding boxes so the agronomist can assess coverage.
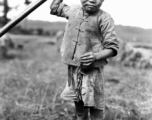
[104,64,152,120]
[0,35,151,120]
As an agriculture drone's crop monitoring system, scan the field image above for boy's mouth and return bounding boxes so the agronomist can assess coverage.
[86,5,95,8]
[83,4,97,12]
[84,3,96,7]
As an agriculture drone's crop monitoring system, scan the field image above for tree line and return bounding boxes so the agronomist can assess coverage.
[0,0,31,26]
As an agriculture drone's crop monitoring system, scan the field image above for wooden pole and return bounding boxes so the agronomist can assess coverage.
[0,0,47,37]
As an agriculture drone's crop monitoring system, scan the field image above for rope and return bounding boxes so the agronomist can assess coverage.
[75,63,86,101]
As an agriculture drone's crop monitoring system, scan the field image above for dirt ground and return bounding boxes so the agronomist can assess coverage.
[0,34,151,120]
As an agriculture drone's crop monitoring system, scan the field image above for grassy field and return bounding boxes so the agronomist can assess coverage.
[0,35,151,120]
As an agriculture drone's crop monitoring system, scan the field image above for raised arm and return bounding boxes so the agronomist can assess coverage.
[50,0,70,19]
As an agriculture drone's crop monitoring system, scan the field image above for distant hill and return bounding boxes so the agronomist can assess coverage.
[18,20,66,33]
[18,20,152,43]
[115,25,152,43]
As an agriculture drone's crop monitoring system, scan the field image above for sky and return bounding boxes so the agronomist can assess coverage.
[2,0,152,29]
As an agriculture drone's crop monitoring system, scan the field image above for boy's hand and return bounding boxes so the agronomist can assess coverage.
[80,52,96,66]
[50,0,63,9]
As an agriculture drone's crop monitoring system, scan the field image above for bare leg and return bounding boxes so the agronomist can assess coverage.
[90,107,104,120]
[75,101,89,120]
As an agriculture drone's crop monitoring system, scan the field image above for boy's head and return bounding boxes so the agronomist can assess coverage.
[80,0,104,13]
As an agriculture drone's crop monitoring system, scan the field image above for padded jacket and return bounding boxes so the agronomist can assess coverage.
[50,3,119,67]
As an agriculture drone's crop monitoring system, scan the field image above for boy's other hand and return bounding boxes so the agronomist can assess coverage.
[80,52,96,66]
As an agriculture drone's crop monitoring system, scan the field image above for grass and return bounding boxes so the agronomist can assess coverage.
[104,64,152,119]
[0,34,151,120]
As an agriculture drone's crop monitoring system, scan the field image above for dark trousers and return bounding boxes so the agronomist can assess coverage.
[75,101,104,120]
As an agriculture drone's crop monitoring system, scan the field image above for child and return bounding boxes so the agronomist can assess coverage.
[50,0,119,120]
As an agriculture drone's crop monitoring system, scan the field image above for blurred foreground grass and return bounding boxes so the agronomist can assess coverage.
[0,35,151,120]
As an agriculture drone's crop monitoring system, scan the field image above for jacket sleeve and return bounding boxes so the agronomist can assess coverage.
[100,17,119,56]
[50,0,70,19]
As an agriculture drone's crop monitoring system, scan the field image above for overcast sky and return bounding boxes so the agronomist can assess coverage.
[4,0,152,29]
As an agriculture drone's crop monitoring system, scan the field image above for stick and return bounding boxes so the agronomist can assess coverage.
[0,0,47,37]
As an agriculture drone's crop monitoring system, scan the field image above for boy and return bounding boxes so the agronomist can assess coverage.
[50,0,119,120]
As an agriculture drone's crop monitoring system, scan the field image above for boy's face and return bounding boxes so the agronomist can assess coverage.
[80,0,104,13]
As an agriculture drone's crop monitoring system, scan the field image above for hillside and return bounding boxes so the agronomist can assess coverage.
[18,20,66,32]
[18,20,152,43]
[115,25,152,43]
